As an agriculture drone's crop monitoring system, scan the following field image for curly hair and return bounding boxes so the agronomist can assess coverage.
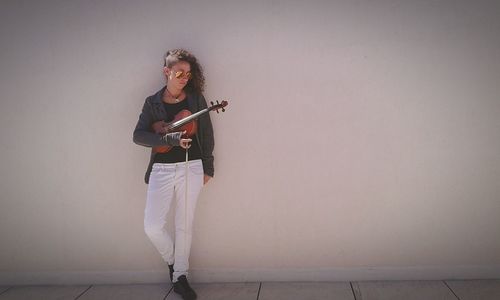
[164,49,205,94]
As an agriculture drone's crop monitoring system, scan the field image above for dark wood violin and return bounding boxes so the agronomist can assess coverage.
[152,100,228,153]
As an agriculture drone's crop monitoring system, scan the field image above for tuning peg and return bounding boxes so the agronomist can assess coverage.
[222,108,225,112]
[210,101,214,106]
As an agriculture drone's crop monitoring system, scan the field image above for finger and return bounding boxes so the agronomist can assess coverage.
[180,139,192,149]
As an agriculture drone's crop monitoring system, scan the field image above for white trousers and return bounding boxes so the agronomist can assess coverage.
[144,159,204,282]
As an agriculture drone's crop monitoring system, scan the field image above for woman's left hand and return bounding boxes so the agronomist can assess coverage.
[204,175,212,185]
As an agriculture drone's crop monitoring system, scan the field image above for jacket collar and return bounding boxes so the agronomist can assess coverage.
[151,85,196,112]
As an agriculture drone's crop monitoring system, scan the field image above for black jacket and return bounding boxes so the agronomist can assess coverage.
[133,86,215,183]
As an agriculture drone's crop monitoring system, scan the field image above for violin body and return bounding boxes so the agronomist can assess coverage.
[151,100,228,154]
[152,109,197,154]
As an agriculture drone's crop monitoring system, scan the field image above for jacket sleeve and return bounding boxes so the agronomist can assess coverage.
[198,94,215,177]
[133,98,180,147]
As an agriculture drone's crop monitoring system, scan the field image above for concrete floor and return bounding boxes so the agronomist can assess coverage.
[0,279,499,300]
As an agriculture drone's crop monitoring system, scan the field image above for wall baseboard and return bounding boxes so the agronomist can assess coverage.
[1,265,499,285]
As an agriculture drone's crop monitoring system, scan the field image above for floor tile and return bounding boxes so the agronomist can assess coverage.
[259,282,355,300]
[166,282,259,300]
[77,283,171,300]
[0,285,89,300]
[0,287,11,295]
[445,279,500,300]
[1,280,496,300]
[353,280,457,300]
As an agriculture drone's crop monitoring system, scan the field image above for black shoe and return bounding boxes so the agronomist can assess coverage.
[168,264,174,282]
[173,275,197,300]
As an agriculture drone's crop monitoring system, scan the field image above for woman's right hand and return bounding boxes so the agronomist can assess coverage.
[179,130,191,149]
[179,137,192,149]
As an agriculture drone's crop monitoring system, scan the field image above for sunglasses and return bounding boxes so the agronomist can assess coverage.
[173,70,192,80]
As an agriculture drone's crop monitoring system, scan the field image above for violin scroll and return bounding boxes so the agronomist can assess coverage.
[210,100,228,113]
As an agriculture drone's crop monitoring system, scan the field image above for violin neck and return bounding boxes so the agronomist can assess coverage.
[168,108,210,131]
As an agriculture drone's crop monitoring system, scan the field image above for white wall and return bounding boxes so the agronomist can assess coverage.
[1,0,499,284]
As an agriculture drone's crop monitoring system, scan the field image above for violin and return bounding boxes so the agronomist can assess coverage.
[152,100,228,153]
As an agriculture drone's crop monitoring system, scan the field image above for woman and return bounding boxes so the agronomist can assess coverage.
[133,48,214,300]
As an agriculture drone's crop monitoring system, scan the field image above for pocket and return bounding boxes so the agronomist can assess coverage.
[188,162,204,188]
[189,164,204,175]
